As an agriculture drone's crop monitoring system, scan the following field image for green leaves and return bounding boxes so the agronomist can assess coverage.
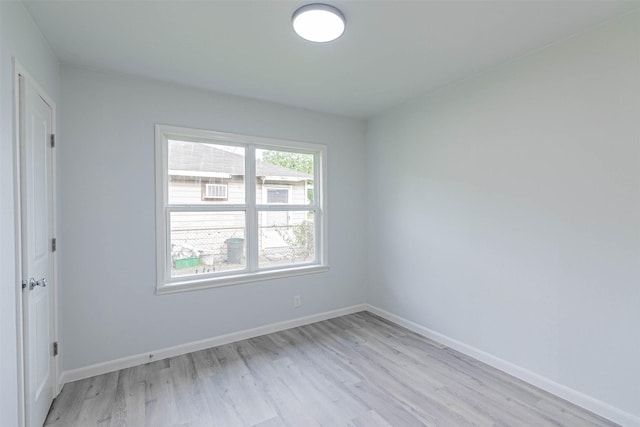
[262,151,313,174]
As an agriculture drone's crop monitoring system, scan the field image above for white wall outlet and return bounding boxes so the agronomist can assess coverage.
[293,295,302,307]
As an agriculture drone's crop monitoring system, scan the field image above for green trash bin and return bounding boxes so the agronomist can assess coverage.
[226,238,245,264]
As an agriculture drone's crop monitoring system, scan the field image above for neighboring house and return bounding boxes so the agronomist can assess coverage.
[168,140,314,273]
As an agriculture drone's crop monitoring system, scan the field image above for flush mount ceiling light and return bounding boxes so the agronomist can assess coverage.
[292,3,345,43]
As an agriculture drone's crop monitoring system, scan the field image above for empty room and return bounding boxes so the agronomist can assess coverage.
[1,1,639,426]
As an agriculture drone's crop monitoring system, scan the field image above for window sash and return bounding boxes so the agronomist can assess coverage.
[164,205,320,282]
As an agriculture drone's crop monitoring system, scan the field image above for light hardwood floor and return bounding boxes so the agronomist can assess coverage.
[45,312,617,426]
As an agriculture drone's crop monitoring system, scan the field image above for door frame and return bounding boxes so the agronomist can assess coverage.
[13,59,60,427]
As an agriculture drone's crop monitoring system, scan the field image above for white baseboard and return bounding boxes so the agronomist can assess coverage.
[59,304,366,385]
[364,304,640,427]
[58,302,639,427]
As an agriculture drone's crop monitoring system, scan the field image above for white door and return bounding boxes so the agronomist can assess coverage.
[20,74,55,427]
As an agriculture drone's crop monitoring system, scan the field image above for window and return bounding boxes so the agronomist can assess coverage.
[156,124,328,293]
[266,187,289,204]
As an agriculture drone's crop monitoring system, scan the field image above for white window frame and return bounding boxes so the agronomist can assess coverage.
[155,124,328,294]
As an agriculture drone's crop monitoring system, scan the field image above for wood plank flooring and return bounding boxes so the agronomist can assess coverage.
[45,312,617,426]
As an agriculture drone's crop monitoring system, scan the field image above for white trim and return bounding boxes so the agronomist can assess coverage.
[13,58,26,427]
[318,145,328,266]
[262,176,307,182]
[255,204,313,211]
[246,144,258,272]
[155,124,329,294]
[158,123,324,153]
[155,125,167,301]
[158,264,329,294]
[364,304,640,427]
[13,60,60,427]
[59,304,366,385]
[56,303,638,425]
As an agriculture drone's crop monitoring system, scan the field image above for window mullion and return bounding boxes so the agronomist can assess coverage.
[246,145,258,272]
[256,204,315,211]
[167,204,247,212]
[165,206,171,283]
[316,147,325,265]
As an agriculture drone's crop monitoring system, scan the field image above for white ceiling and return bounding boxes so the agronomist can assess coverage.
[24,0,639,118]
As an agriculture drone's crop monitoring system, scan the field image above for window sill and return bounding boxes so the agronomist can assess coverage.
[156,264,330,295]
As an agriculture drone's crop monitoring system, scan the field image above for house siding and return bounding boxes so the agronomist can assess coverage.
[168,176,311,271]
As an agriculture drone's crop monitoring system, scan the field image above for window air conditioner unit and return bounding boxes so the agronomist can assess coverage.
[204,183,228,199]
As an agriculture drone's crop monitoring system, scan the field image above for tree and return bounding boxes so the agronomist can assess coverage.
[261,151,313,174]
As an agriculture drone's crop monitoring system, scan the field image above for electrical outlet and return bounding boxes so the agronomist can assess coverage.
[293,295,302,308]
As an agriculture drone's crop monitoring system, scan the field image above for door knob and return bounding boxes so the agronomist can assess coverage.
[29,277,47,290]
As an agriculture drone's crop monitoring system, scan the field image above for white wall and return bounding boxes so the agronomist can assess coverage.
[0,1,60,425]
[58,66,367,371]
[367,10,640,422]
[6,4,636,424]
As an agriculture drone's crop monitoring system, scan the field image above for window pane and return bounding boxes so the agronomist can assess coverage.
[256,149,313,205]
[168,140,245,205]
[170,211,246,277]
[258,210,315,268]
[267,188,289,204]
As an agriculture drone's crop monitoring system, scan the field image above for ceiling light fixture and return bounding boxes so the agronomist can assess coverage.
[292,4,345,43]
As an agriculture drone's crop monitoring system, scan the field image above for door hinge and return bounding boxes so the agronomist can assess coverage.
[53,342,58,356]
[52,238,57,252]
[50,134,55,148]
